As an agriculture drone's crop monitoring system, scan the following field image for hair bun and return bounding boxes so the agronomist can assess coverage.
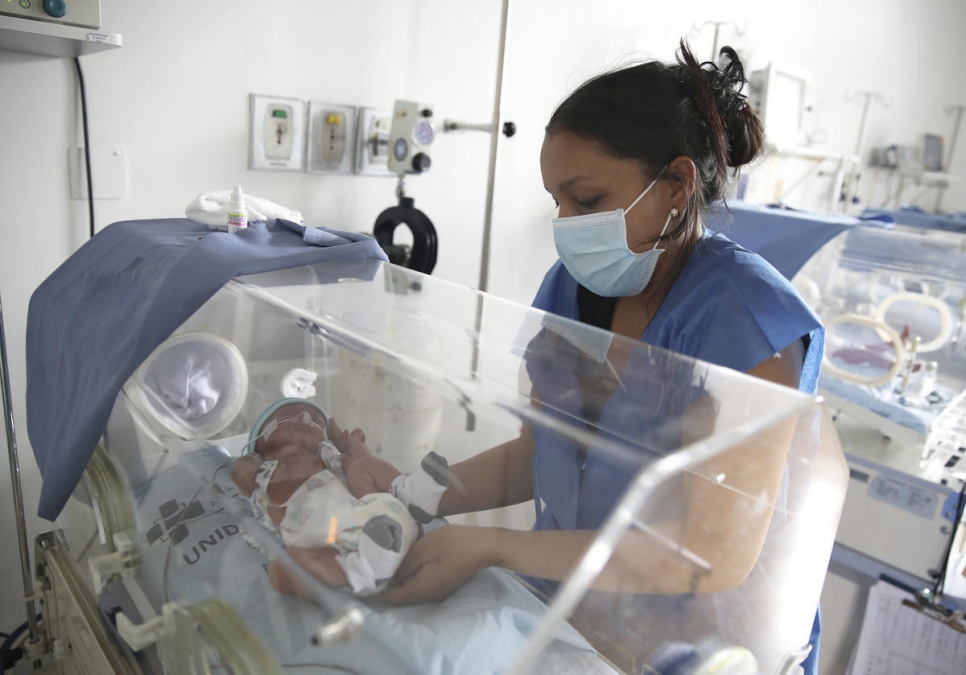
[713,47,763,167]
[676,41,764,171]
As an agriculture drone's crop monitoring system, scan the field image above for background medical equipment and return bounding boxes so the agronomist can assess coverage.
[862,104,964,214]
[748,62,813,149]
[0,0,100,30]
[387,99,435,176]
[715,202,966,673]
[4,215,847,674]
[862,207,966,234]
[371,99,439,273]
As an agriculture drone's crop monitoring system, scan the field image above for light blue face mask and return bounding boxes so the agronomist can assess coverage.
[552,169,675,297]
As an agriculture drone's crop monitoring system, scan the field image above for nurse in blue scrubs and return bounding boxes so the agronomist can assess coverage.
[296,40,823,674]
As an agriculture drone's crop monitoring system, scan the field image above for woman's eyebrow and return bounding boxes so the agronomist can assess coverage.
[556,175,591,191]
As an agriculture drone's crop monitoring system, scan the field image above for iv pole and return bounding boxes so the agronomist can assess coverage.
[843,91,890,213]
[691,20,747,61]
[443,0,513,294]
[442,0,513,431]
[0,288,42,661]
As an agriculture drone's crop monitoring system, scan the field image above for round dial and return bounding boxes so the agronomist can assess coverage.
[43,0,67,18]
[412,120,435,146]
[393,138,409,162]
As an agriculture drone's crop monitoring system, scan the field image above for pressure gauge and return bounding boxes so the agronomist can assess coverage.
[413,120,435,146]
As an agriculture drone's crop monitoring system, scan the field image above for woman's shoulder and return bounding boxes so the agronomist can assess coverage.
[682,231,813,305]
[690,231,784,279]
[653,231,822,375]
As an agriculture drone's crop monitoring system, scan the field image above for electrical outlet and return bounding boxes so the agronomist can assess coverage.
[249,94,306,171]
[354,107,394,176]
[307,101,357,174]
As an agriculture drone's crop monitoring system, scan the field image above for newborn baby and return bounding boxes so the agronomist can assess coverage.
[231,398,447,596]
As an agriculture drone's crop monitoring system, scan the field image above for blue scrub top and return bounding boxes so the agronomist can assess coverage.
[528,230,824,673]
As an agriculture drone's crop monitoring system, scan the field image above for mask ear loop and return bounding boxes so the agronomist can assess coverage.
[624,165,669,215]
[650,209,677,251]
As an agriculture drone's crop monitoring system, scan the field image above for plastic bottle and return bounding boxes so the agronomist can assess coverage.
[227,185,248,233]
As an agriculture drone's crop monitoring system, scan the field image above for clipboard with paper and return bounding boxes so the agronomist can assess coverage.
[849,580,966,675]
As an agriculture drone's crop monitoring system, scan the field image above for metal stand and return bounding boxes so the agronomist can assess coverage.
[690,19,747,61]
[0,287,42,662]
[439,0,512,295]
[842,91,890,212]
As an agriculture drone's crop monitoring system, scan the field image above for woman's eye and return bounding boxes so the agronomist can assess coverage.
[576,196,601,209]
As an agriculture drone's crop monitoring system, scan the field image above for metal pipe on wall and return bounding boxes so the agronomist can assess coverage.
[477,0,511,293]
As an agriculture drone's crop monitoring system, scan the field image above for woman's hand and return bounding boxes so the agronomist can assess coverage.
[344,456,403,498]
[327,417,403,497]
[267,546,349,598]
[380,525,501,604]
[327,417,372,469]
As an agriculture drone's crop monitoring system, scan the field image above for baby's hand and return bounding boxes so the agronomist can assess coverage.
[327,418,373,472]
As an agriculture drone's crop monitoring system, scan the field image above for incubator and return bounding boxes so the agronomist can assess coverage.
[30,248,846,675]
[787,219,966,668]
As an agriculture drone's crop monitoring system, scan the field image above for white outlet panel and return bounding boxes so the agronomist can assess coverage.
[354,107,394,176]
[307,101,356,174]
[249,94,306,171]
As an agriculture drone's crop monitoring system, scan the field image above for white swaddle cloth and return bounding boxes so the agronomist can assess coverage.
[186,191,304,229]
[250,456,419,596]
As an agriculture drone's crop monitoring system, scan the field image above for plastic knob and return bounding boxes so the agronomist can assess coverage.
[412,153,432,173]
[503,121,517,138]
[420,108,433,118]
[43,0,67,18]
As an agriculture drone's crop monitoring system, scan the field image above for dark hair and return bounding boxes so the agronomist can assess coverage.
[546,39,763,243]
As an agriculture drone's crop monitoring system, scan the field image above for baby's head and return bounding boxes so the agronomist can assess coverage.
[246,398,329,461]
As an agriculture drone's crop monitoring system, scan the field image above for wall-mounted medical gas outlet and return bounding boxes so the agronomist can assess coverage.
[307,101,357,175]
[249,94,306,171]
[355,107,394,177]
[0,0,101,29]
[387,100,435,176]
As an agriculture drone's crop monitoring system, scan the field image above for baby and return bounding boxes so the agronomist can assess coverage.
[230,398,447,596]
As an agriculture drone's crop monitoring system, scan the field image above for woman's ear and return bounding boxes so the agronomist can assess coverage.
[666,156,697,209]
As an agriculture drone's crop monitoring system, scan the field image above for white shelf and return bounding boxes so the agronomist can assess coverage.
[0,15,121,58]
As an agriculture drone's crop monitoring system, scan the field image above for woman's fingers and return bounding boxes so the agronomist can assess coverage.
[268,546,349,598]
[327,417,367,453]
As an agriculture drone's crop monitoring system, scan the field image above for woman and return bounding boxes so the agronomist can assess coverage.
[279,41,823,674]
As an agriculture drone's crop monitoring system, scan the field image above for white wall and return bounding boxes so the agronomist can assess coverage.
[1,0,964,637]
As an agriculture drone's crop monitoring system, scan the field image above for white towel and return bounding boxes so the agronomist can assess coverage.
[185,191,304,230]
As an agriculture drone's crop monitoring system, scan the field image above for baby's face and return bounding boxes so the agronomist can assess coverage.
[254,403,329,460]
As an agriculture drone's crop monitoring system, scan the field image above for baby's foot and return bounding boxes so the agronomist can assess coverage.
[339,515,406,595]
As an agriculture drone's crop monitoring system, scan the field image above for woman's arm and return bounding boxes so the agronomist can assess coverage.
[673,337,806,592]
[383,338,808,603]
[437,425,537,517]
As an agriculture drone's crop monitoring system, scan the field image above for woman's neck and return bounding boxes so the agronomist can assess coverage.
[611,219,702,340]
